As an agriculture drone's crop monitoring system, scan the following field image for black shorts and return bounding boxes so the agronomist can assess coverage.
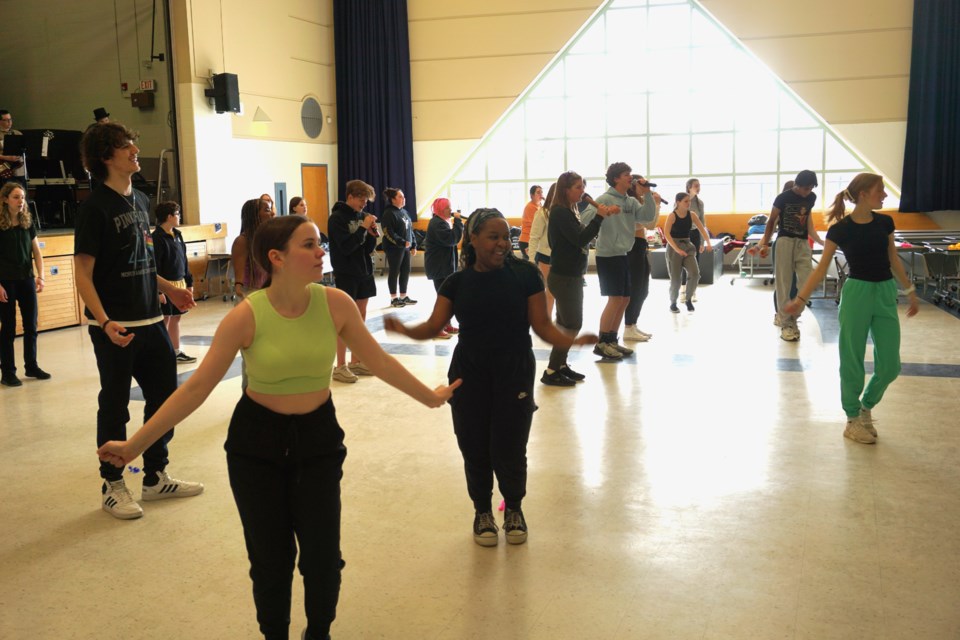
[596,255,631,296]
[534,252,551,266]
[333,272,376,301]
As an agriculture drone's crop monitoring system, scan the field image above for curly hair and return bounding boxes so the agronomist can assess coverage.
[0,181,31,230]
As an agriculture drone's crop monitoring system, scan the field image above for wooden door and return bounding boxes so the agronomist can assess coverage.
[301,165,330,234]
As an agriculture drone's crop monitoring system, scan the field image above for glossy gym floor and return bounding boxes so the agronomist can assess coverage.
[2,271,958,639]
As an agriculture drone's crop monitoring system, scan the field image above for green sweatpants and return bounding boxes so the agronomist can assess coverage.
[837,278,902,418]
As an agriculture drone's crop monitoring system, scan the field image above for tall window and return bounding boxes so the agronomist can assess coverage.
[431,0,898,216]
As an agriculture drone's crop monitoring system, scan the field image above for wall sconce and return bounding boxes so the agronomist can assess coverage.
[253,107,272,123]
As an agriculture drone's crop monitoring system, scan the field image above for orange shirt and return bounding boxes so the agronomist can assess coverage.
[520,201,538,242]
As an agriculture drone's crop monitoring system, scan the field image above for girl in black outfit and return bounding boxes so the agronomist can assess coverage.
[380,187,417,308]
[623,176,655,342]
[0,182,50,386]
[664,192,709,313]
[152,201,196,364]
[385,209,595,547]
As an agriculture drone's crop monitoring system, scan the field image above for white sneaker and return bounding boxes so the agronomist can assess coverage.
[773,314,782,327]
[623,326,650,342]
[679,291,686,303]
[141,471,204,501]
[691,294,698,303]
[844,417,877,444]
[332,364,358,383]
[592,342,623,359]
[349,361,373,376]
[780,326,800,342]
[858,408,878,438]
[637,328,653,338]
[102,479,143,520]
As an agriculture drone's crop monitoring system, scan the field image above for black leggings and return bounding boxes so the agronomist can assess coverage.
[384,246,411,295]
[625,237,651,326]
[225,393,347,640]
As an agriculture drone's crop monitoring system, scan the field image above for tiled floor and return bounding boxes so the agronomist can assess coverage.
[2,271,958,640]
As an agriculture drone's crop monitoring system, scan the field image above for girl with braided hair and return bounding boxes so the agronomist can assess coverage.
[385,208,595,547]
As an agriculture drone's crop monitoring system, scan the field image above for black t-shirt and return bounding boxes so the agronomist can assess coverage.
[773,190,817,239]
[74,185,160,322]
[826,213,895,282]
[0,221,37,280]
[438,259,544,351]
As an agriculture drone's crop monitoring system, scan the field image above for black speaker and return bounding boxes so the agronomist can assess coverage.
[204,73,240,113]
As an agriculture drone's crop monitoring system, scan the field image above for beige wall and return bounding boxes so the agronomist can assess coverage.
[171,0,338,238]
[408,0,913,212]
[0,1,176,167]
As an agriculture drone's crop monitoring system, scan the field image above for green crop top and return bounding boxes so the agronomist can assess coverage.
[242,284,337,394]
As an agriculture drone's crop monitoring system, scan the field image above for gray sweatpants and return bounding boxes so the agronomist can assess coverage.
[774,236,813,329]
[666,239,700,304]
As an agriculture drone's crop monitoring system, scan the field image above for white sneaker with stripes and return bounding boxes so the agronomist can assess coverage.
[102,479,143,520]
[141,471,205,502]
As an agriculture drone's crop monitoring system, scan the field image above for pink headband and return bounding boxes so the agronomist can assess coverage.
[432,197,450,215]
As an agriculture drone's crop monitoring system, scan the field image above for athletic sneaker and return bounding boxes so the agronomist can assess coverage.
[859,408,879,438]
[773,314,782,327]
[843,417,876,444]
[541,370,576,387]
[780,326,800,342]
[473,511,499,547]
[175,351,197,364]
[102,479,143,520]
[1,373,22,387]
[593,342,623,359]
[611,341,634,357]
[400,296,418,305]
[141,471,205,501]
[503,508,528,545]
[24,367,52,380]
[558,365,585,381]
[349,361,373,376]
[332,364,358,383]
[623,326,650,342]
[686,301,695,312]
[670,303,680,314]
[636,329,653,338]
[390,298,405,308]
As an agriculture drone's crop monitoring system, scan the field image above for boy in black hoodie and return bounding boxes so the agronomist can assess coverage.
[328,179,379,382]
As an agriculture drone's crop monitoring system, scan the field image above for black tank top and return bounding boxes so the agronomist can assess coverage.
[670,211,692,238]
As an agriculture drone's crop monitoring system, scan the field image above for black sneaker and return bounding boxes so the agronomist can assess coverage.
[670,303,680,313]
[390,298,406,308]
[473,511,499,546]
[541,370,576,387]
[24,367,51,379]
[686,301,695,312]
[503,508,528,545]
[558,365,585,381]
[175,351,197,364]
[401,296,418,305]
[1,373,23,387]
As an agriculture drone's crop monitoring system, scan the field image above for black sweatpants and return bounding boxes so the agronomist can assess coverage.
[89,322,177,481]
[449,344,536,513]
[624,237,651,326]
[383,245,411,295]
[225,393,347,640]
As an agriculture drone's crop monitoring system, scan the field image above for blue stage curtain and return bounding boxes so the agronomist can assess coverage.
[333,0,418,220]
[900,0,960,211]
